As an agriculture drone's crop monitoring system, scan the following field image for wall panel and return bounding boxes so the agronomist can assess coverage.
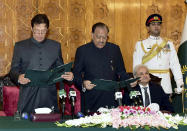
[117,0,141,71]
[0,0,186,76]
[0,0,36,75]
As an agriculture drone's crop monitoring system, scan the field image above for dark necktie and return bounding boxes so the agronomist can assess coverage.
[143,87,150,107]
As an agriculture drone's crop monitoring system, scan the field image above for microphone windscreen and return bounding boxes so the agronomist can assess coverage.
[115,92,122,100]
[69,88,76,97]
[129,91,141,99]
[59,89,66,99]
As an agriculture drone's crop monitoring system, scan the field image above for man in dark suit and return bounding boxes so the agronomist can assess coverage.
[125,64,174,112]
[10,14,73,114]
[73,22,134,114]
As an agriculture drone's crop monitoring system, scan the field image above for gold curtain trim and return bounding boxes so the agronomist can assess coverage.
[141,40,167,64]
[149,69,169,73]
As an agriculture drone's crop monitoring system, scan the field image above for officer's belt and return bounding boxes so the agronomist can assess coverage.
[149,69,169,73]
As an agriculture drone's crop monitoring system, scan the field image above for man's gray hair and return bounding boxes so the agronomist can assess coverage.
[133,64,149,77]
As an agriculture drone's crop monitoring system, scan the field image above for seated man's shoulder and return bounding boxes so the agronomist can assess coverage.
[150,82,166,93]
[149,82,162,90]
[149,74,162,85]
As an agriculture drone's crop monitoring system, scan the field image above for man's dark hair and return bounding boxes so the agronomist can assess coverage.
[31,14,49,28]
[92,22,109,33]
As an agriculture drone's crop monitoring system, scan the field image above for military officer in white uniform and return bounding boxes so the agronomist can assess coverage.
[133,14,184,95]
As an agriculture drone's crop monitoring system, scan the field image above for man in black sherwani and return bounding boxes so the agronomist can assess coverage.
[10,14,73,114]
[73,22,133,114]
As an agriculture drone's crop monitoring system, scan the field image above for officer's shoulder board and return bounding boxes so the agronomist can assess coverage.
[163,38,173,43]
[137,38,147,44]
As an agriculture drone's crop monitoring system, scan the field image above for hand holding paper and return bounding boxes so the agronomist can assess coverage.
[91,77,140,91]
[24,62,73,87]
[47,62,73,84]
[174,85,184,94]
[83,80,96,90]
[61,72,74,81]
[18,74,31,85]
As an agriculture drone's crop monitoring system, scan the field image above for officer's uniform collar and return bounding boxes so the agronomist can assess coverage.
[149,35,161,40]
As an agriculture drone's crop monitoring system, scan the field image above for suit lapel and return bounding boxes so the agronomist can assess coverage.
[148,83,153,101]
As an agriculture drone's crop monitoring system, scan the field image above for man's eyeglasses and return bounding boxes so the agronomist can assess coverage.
[32,29,48,34]
[95,35,108,40]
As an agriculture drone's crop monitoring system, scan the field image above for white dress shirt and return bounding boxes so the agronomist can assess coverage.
[139,84,151,107]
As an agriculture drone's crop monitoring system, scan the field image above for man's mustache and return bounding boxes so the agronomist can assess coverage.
[99,42,105,45]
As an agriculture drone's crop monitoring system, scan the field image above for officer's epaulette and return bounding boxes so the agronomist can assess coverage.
[137,38,146,43]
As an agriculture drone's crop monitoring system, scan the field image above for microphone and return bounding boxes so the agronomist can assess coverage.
[69,88,76,119]
[129,90,142,106]
[59,89,67,99]
[69,88,76,106]
[59,89,66,119]
[115,91,123,106]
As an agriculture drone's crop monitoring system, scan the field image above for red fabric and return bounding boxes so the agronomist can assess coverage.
[2,84,81,116]
[31,113,61,122]
[0,111,6,116]
[3,86,19,116]
[64,84,81,115]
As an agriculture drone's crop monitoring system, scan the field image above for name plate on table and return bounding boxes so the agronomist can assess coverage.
[30,113,61,122]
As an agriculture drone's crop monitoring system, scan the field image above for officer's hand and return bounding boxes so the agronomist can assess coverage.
[18,74,31,85]
[83,80,96,90]
[61,72,74,81]
[174,85,184,94]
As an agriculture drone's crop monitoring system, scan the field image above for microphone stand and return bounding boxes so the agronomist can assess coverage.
[69,89,76,119]
[59,89,67,121]
[116,83,123,106]
[58,98,65,122]
[71,100,75,119]
[60,97,66,120]
[118,98,122,106]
